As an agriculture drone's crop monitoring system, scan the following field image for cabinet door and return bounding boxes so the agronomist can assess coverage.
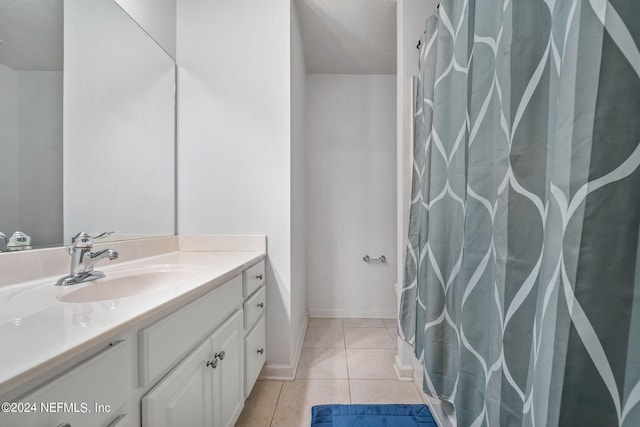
[211,310,244,427]
[141,339,213,427]
[244,315,266,398]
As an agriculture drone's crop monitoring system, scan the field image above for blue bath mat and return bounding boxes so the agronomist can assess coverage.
[311,404,437,426]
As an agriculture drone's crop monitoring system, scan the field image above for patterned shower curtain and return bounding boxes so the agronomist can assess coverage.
[399,0,640,426]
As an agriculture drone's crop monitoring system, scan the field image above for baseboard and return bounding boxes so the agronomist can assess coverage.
[307,309,396,318]
[412,355,456,427]
[259,313,309,381]
[289,312,308,379]
[259,363,296,380]
[394,354,414,382]
[424,394,455,427]
[412,356,422,385]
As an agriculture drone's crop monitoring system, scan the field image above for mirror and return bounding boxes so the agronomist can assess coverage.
[0,0,175,251]
[0,0,64,248]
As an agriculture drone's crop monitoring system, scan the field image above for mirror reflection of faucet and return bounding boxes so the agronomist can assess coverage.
[0,231,32,252]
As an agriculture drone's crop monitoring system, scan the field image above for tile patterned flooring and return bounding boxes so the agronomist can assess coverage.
[235,318,426,427]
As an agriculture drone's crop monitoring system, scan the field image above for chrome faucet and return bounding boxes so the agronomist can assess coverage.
[56,232,119,286]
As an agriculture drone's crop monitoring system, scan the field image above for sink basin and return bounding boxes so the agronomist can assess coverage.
[3,265,208,319]
[58,265,207,303]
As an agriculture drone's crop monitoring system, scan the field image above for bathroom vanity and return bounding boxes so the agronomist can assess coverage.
[0,236,266,427]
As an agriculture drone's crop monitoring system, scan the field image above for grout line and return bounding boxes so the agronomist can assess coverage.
[386,326,399,349]
[344,341,352,401]
[268,381,285,427]
[343,320,353,403]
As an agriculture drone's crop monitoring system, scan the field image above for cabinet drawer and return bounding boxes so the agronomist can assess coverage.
[139,275,242,387]
[244,316,266,398]
[0,340,130,427]
[243,285,265,331]
[242,261,265,297]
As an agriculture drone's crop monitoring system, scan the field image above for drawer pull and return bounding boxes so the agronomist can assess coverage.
[215,351,226,360]
[257,302,264,308]
[257,348,264,355]
[256,274,263,280]
[57,424,71,427]
[206,359,218,369]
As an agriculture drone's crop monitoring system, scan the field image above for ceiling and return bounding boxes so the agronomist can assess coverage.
[295,0,397,74]
[0,0,396,74]
[0,0,63,71]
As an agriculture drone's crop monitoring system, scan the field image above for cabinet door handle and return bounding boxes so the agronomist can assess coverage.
[206,359,218,369]
[57,424,71,427]
[215,351,226,360]
[257,302,264,308]
[257,348,264,355]
[256,274,263,280]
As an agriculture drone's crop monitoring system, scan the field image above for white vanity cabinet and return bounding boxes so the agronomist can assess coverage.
[0,340,131,427]
[138,276,243,388]
[242,260,266,397]
[141,310,244,427]
[0,251,266,427]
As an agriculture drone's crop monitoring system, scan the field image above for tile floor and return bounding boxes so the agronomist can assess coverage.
[235,318,427,427]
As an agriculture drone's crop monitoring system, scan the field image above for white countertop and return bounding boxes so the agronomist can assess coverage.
[0,247,265,397]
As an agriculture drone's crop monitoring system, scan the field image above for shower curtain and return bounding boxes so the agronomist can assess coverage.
[399,1,640,426]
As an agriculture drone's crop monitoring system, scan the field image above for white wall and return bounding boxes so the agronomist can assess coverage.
[0,65,18,236]
[306,74,397,318]
[177,0,302,377]
[17,71,63,247]
[290,0,308,362]
[114,0,177,59]
[64,0,175,242]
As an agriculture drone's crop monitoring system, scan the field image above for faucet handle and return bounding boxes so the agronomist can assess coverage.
[92,231,115,241]
[71,231,114,248]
